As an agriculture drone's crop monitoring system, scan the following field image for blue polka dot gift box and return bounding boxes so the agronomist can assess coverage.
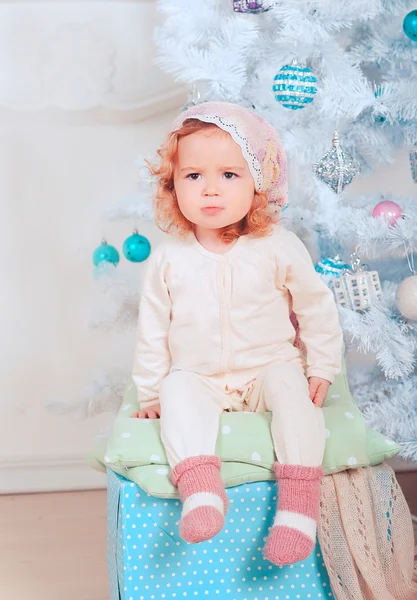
[107,469,334,600]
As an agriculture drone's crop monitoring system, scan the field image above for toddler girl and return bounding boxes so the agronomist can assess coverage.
[131,102,343,566]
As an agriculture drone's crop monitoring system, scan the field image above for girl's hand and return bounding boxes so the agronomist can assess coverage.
[131,403,161,419]
[308,377,330,408]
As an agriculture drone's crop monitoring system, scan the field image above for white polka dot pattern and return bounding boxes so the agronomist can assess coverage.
[156,467,169,476]
[107,469,333,599]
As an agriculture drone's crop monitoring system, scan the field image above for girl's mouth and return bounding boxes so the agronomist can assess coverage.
[201,206,224,215]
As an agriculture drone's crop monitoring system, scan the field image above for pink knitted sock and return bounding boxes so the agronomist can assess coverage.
[171,455,228,544]
[264,463,323,566]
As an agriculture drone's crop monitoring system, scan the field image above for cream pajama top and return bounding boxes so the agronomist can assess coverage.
[132,225,343,410]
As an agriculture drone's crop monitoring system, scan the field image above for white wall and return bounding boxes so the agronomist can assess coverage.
[0,0,185,493]
[0,109,180,493]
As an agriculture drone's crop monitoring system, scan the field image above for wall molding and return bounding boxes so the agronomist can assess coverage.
[0,86,187,125]
[1,453,413,495]
[0,453,106,494]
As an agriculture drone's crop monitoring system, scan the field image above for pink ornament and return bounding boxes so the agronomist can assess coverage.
[371,201,403,226]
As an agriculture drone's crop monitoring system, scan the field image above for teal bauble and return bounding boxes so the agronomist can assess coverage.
[123,232,151,263]
[403,10,417,42]
[315,255,350,284]
[92,241,120,266]
[272,62,317,110]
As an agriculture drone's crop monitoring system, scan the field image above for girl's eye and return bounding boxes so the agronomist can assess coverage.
[224,172,237,179]
[187,173,201,180]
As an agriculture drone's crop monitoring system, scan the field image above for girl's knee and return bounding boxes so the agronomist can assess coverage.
[161,370,199,393]
[262,362,307,397]
[160,371,207,408]
[263,361,303,383]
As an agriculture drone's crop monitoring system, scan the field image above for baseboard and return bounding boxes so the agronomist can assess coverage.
[0,453,106,494]
[386,455,417,472]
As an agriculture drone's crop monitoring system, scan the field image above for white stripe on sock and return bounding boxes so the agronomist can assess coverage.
[273,510,317,541]
[182,492,224,517]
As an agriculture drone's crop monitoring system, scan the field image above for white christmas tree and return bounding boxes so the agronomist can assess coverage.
[53,0,417,461]
[145,0,417,462]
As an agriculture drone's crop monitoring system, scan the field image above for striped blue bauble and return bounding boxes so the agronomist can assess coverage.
[272,63,317,110]
[315,255,350,283]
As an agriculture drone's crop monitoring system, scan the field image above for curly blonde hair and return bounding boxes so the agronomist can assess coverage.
[147,119,276,244]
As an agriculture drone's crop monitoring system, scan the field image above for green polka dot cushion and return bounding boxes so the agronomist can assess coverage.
[95,363,399,498]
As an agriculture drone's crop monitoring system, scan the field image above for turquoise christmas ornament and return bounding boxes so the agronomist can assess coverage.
[403,10,417,42]
[92,240,120,267]
[315,255,350,280]
[272,61,317,110]
[123,231,151,263]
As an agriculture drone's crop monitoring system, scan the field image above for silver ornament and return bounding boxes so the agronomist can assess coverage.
[313,131,361,194]
[410,144,417,184]
[182,83,201,111]
[233,0,271,13]
[396,275,417,321]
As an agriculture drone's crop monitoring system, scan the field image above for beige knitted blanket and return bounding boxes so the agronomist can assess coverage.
[318,463,417,600]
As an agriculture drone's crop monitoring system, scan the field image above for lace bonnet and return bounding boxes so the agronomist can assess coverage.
[172,101,288,212]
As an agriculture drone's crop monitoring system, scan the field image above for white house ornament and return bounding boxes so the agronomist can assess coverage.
[331,253,382,311]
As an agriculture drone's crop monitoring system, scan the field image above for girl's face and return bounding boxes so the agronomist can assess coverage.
[173,127,255,230]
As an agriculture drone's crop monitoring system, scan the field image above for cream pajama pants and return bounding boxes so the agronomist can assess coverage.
[159,360,326,469]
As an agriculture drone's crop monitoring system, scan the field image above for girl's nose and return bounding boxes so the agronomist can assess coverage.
[202,178,219,196]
